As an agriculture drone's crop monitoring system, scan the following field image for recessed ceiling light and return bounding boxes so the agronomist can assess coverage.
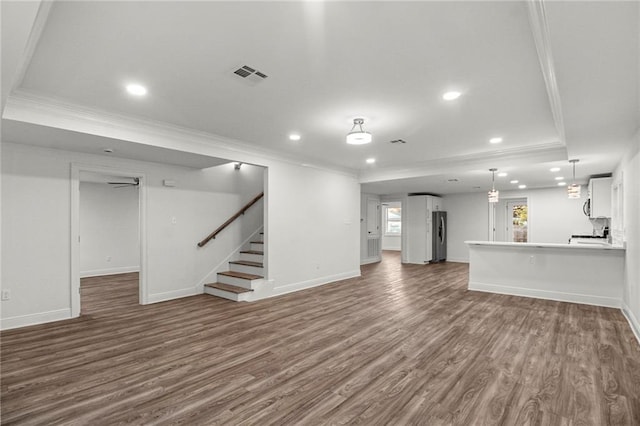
[289,134,301,141]
[497,172,508,177]
[557,182,567,186]
[550,167,561,172]
[489,137,503,144]
[554,176,564,180]
[126,83,147,96]
[510,180,519,184]
[366,158,376,164]
[442,91,461,101]
[518,184,527,189]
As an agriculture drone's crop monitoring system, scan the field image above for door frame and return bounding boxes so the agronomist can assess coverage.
[70,163,148,317]
[489,196,530,242]
[505,198,529,242]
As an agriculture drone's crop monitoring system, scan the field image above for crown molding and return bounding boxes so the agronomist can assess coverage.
[527,0,567,144]
[359,142,567,183]
[3,90,357,178]
[8,1,53,96]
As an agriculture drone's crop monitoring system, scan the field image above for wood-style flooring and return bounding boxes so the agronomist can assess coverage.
[2,251,639,425]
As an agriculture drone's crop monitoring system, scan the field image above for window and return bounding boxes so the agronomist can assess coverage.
[384,206,401,235]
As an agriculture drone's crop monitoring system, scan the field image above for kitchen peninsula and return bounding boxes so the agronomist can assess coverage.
[465,241,625,308]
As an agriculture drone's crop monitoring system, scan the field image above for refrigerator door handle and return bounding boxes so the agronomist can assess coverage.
[440,216,445,244]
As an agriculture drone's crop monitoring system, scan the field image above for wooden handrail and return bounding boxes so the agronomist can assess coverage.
[197,192,264,247]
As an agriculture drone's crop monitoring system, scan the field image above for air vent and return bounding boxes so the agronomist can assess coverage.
[390,139,406,144]
[232,65,268,85]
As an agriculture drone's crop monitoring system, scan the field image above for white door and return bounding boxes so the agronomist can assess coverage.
[506,199,528,242]
[367,199,381,237]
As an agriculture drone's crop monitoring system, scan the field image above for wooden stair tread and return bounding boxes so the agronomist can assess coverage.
[218,271,263,280]
[229,260,263,267]
[205,282,253,294]
[240,250,264,255]
[250,241,264,244]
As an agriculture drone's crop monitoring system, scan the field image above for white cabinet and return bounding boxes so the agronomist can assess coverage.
[405,195,442,264]
[588,177,612,218]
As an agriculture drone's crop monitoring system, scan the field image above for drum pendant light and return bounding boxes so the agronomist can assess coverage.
[346,118,372,145]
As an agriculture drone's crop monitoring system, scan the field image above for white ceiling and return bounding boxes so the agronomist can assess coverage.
[2,120,231,169]
[1,1,638,195]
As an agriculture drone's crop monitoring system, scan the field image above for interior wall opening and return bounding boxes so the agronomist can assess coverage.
[71,165,147,318]
[78,172,141,314]
[381,200,402,261]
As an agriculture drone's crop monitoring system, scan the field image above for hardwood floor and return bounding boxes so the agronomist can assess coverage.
[2,251,639,425]
[80,272,140,315]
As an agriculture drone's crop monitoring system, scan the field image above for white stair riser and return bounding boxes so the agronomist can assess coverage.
[240,252,263,263]
[229,263,264,275]
[217,274,263,289]
[250,242,264,251]
[204,286,249,302]
[257,234,264,243]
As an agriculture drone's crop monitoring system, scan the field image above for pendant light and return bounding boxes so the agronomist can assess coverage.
[488,168,499,203]
[567,159,581,199]
[346,118,372,145]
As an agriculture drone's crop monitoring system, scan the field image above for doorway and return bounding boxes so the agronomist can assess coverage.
[71,164,147,318]
[381,201,402,260]
[493,197,528,242]
[506,199,528,242]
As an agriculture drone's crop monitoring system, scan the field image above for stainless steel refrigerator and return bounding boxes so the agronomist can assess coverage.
[432,211,447,262]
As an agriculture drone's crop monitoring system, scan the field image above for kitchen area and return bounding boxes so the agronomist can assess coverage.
[466,175,627,309]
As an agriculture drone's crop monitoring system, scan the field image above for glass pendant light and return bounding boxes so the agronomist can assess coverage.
[488,168,499,203]
[567,159,581,199]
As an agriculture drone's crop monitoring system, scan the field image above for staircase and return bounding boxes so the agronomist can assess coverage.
[204,233,264,301]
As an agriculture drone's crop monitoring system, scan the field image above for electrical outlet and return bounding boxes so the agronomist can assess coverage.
[1,290,11,301]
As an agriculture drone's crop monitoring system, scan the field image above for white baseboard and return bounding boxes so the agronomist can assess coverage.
[446,257,469,263]
[147,287,199,304]
[621,302,640,346]
[1,308,72,330]
[268,269,362,299]
[80,266,140,278]
[360,257,380,265]
[469,281,621,309]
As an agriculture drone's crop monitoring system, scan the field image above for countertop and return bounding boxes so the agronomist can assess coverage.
[465,241,625,251]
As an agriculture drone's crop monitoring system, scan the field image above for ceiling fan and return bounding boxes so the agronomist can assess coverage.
[107,177,139,188]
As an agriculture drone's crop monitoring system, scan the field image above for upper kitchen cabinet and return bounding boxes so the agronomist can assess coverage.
[587,177,612,218]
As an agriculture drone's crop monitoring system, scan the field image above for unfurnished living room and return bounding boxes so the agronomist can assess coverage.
[1,1,639,425]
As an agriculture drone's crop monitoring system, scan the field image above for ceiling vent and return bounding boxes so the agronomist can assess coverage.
[232,65,268,85]
[390,139,407,144]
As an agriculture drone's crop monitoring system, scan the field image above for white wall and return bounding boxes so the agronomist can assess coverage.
[444,187,593,262]
[79,182,139,277]
[444,192,490,262]
[615,135,640,340]
[266,163,360,295]
[1,143,264,328]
